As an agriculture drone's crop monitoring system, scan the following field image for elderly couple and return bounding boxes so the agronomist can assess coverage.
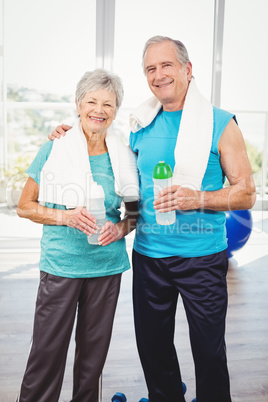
[17,36,255,402]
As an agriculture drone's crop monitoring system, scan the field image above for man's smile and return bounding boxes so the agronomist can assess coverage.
[155,80,173,88]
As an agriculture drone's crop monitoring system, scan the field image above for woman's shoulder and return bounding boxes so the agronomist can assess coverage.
[38,139,53,153]
[28,141,53,169]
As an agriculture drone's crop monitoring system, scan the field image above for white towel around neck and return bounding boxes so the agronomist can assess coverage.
[129,78,213,190]
[39,119,139,209]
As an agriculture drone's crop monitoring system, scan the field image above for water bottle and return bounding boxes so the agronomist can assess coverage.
[153,161,176,225]
[87,182,106,245]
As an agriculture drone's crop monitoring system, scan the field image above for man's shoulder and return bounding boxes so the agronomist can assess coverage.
[211,106,236,149]
[213,106,235,122]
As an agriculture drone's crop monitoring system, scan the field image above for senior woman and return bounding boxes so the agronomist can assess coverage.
[16,69,139,402]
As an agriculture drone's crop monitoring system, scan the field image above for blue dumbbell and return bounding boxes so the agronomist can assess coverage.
[182,381,187,394]
[191,399,196,402]
[111,392,127,402]
[139,399,148,402]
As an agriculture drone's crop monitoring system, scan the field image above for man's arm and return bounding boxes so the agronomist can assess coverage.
[48,124,72,140]
[17,177,99,235]
[200,118,256,210]
[98,201,139,246]
[154,118,256,212]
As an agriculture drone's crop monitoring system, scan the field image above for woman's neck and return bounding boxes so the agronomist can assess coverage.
[83,130,108,156]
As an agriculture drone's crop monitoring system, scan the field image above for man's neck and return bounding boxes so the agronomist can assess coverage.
[162,80,190,111]
[162,100,184,112]
[162,92,187,112]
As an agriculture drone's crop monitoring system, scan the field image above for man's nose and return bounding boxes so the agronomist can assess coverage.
[154,67,165,81]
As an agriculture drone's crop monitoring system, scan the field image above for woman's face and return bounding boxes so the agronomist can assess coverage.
[76,89,117,136]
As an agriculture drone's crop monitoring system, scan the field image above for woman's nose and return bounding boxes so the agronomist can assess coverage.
[94,103,104,113]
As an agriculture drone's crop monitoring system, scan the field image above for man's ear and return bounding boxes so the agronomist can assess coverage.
[186,62,193,81]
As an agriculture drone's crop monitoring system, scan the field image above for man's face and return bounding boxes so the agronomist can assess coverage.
[144,41,192,111]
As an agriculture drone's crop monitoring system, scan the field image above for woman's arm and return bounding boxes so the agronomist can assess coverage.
[17,177,98,235]
[98,200,139,246]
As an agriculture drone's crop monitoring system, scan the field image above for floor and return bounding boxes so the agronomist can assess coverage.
[0,206,267,402]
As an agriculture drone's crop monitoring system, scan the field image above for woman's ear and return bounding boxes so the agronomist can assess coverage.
[75,98,80,116]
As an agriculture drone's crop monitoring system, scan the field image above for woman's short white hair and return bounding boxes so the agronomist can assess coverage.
[75,69,124,110]
[142,35,190,74]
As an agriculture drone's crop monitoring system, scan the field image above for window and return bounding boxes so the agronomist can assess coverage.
[2,0,96,205]
[114,0,215,108]
[221,0,268,195]
[5,0,96,98]
[113,0,215,144]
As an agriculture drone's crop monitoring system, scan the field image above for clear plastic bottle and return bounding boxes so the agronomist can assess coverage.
[87,183,106,245]
[153,161,176,225]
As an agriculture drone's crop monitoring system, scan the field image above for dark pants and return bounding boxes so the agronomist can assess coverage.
[18,271,121,402]
[132,249,231,402]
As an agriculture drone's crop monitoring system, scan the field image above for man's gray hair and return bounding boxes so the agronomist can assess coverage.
[142,36,190,74]
[75,69,124,110]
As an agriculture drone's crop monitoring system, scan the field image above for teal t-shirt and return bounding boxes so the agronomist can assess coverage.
[26,141,130,278]
[129,106,235,258]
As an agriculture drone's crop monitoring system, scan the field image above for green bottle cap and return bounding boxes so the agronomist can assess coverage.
[153,161,173,179]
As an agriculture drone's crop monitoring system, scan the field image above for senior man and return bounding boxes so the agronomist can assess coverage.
[129,36,255,402]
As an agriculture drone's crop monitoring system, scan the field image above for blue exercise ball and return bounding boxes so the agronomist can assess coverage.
[225,210,253,258]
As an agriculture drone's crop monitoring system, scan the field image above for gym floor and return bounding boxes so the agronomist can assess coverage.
[0,207,267,402]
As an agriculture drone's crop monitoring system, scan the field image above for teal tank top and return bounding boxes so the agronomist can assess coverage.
[26,141,130,278]
[129,106,235,258]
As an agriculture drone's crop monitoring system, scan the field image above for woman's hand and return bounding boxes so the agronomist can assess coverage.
[65,207,99,236]
[48,124,72,140]
[98,221,120,246]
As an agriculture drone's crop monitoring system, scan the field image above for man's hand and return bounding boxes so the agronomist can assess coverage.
[48,124,72,140]
[153,185,201,212]
[98,221,121,246]
[65,207,98,236]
